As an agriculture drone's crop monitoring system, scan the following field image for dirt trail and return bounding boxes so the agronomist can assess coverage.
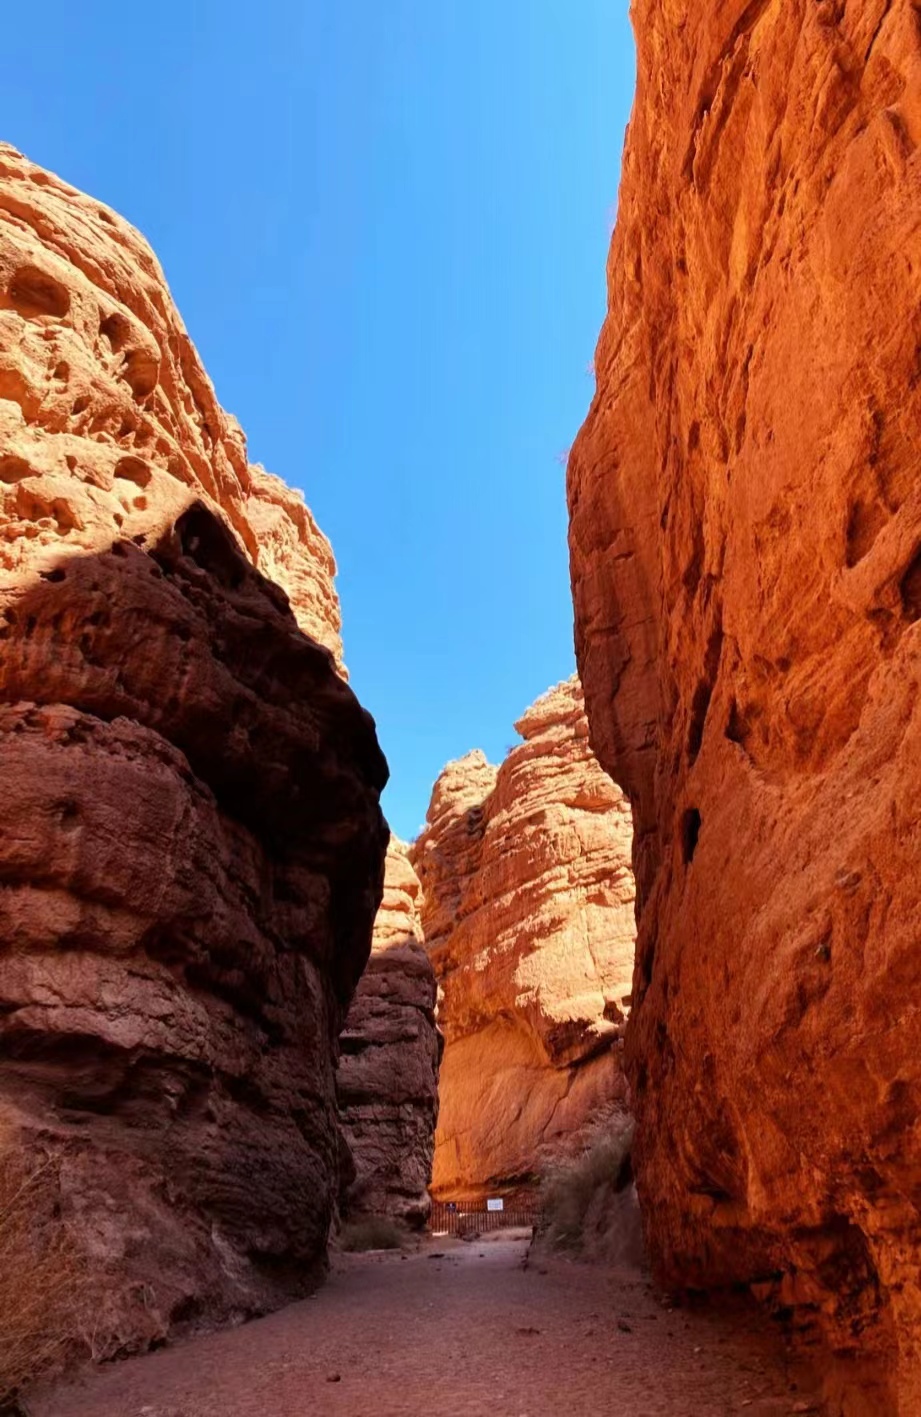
[37,1235,822,1417]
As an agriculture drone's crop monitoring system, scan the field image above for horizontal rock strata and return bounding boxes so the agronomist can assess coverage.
[338,838,440,1228]
[0,145,387,1354]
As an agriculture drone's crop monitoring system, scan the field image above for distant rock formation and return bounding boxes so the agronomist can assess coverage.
[411,677,635,1199]
[0,145,387,1354]
[338,838,440,1228]
[567,5,921,1410]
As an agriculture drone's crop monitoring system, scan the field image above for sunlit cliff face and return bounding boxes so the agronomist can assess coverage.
[567,3,921,1409]
[412,676,635,1200]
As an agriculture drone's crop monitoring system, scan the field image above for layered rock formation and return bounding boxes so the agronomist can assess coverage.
[337,838,440,1228]
[0,145,387,1353]
[568,7,921,1411]
[411,677,635,1200]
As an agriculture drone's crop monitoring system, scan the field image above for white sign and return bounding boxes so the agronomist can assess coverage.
[486,1198,504,1212]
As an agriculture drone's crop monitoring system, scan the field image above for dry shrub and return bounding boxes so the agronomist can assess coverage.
[0,1147,83,1406]
[339,1216,405,1252]
[539,1113,643,1265]
[456,1216,481,1242]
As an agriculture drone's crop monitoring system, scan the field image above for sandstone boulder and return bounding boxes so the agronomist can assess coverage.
[338,838,440,1228]
[411,677,635,1200]
[0,145,387,1354]
[568,6,921,1410]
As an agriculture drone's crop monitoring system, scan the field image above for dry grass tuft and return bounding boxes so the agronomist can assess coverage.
[0,1146,83,1407]
[539,1113,642,1263]
[339,1216,405,1252]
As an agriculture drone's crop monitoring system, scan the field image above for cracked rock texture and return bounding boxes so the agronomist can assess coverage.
[0,145,388,1354]
[568,4,921,1412]
[337,838,440,1228]
[411,677,635,1200]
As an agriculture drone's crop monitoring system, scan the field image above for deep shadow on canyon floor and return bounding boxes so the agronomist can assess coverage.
[37,1235,822,1417]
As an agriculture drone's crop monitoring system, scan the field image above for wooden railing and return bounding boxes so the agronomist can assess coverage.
[429,1198,538,1236]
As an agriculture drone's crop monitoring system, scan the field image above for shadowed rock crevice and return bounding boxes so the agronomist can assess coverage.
[337,839,441,1229]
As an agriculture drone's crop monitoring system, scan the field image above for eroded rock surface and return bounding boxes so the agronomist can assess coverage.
[568,7,921,1411]
[411,677,635,1200]
[337,838,440,1228]
[0,145,387,1353]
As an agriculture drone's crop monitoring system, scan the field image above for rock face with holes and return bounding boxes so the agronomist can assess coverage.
[337,837,440,1228]
[0,145,345,671]
[568,6,921,1412]
[0,145,388,1353]
[411,678,635,1200]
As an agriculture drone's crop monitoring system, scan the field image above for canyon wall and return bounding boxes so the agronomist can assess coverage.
[0,145,388,1354]
[568,5,921,1412]
[337,837,440,1228]
[411,677,634,1200]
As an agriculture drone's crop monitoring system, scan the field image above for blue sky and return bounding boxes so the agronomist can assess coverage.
[3,2,635,839]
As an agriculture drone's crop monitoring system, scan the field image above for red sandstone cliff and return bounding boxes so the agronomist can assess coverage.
[411,677,635,1200]
[337,838,440,1228]
[568,6,921,1412]
[0,145,387,1354]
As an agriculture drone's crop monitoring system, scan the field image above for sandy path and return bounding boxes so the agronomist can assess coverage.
[36,1236,822,1417]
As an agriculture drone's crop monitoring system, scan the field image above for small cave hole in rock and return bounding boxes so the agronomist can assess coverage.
[122,350,159,399]
[8,265,71,319]
[99,311,132,354]
[687,679,713,763]
[726,698,748,746]
[845,497,888,568]
[0,455,33,484]
[168,502,248,590]
[682,808,702,864]
[51,499,78,533]
[900,547,921,622]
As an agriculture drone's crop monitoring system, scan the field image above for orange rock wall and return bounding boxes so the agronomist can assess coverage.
[338,839,440,1227]
[568,6,921,1411]
[0,146,387,1352]
[411,678,635,1200]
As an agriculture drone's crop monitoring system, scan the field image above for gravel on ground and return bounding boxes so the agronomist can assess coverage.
[34,1234,823,1417]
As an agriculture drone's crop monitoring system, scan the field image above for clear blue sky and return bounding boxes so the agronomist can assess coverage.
[2,3,635,839]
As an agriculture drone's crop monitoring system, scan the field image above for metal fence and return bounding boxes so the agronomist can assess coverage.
[430,1198,538,1236]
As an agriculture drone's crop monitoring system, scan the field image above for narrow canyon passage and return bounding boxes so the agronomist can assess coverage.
[39,1237,821,1417]
[6,0,921,1399]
